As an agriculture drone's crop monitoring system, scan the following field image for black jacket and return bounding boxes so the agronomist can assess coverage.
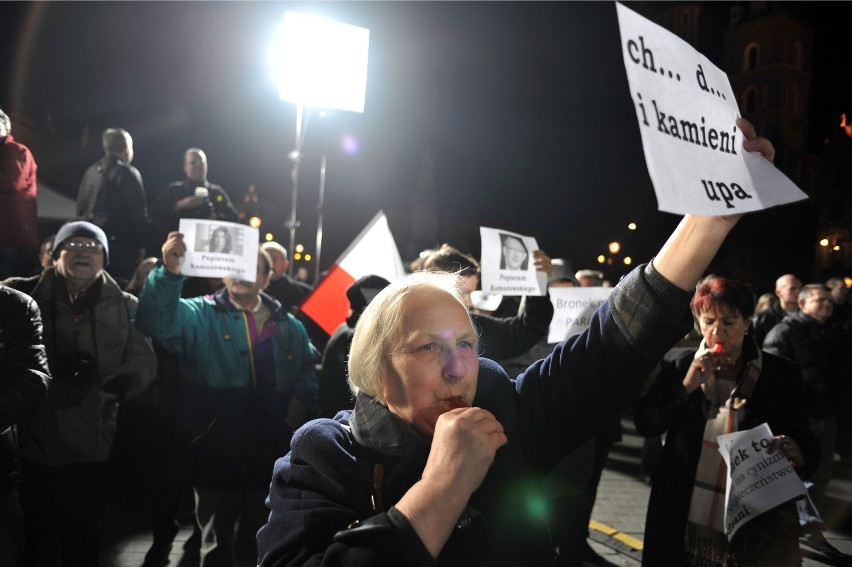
[763,311,843,417]
[752,302,788,347]
[0,285,50,494]
[634,343,819,566]
[473,294,554,360]
[76,155,150,248]
[151,178,238,242]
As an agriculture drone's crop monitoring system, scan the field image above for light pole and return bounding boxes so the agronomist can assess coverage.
[315,131,328,283]
[268,12,370,276]
[286,104,305,275]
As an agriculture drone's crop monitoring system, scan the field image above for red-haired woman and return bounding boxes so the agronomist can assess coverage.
[635,276,819,566]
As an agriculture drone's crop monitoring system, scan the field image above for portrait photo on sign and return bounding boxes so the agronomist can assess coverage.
[479,226,546,297]
[178,219,259,281]
[499,233,529,271]
[195,223,243,256]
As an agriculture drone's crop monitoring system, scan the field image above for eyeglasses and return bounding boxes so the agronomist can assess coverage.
[63,240,104,252]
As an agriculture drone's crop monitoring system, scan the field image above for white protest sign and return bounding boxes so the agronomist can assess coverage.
[716,423,807,540]
[616,3,807,214]
[480,227,546,296]
[547,287,612,344]
[178,219,259,282]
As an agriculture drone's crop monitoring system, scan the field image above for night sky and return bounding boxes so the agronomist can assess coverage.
[1,2,847,289]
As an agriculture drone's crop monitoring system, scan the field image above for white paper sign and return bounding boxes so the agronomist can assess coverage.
[716,423,807,540]
[178,219,259,282]
[616,3,807,214]
[547,287,613,343]
[479,227,546,296]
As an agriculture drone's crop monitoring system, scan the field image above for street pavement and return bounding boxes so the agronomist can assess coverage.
[586,418,852,567]
[98,416,852,566]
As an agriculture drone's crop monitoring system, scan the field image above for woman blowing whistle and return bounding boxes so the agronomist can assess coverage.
[257,119,784,566]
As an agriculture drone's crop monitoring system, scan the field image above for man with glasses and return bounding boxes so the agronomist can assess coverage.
[2,220,157,566]
[151,148,239,244]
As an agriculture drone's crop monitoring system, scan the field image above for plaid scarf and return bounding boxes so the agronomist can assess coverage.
[685,341,762,566]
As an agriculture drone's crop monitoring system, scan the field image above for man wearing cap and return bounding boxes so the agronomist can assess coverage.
[76,128,151,282]
[0,108,39,279]
[2,220,157,566]
[137,232,319,567]
[151,148,239,244]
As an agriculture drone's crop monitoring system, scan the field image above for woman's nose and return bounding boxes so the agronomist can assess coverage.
[442,348,467,380]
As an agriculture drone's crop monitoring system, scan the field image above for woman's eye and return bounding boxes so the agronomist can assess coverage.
[420,343,436,351]
[457,340,474,350]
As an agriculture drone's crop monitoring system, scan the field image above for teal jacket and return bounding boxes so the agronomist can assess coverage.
[136,262,319,488]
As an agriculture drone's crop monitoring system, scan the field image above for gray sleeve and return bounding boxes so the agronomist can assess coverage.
[610,261,694,359]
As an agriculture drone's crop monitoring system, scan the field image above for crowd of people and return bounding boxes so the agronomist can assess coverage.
[2,108,852,567]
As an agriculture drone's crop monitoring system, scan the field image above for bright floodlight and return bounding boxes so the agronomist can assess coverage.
[269,12,369,113]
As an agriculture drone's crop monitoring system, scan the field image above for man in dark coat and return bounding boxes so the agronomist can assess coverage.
[0,285,50,566]
[76,128,151,282]
[151,148,238,244]
[752,273,801,346]
[763,284,852,563]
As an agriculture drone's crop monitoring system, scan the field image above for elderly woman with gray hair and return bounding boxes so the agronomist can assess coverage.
[257,119,777,566]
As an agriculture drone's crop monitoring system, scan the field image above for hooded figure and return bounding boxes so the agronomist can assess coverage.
[318,275,391,418]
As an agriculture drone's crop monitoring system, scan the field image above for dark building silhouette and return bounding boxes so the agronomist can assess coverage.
[641,2,845,290]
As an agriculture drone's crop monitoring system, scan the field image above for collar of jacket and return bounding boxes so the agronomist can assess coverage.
[350,391,430,459]
[30,266,123,303]
[210,287,285,321]
[98,154,127,172]
[770,301,789,320]
[790,310,824,328]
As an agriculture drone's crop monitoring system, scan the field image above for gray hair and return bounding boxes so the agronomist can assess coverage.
[260,241,288,261]
[799,283,828,302]
[102,128,131,155]
[347,271,475,403]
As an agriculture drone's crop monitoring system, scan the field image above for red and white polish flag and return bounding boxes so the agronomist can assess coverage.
[301,211,405,335]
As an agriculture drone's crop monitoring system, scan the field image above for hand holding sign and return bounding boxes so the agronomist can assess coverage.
[716,423,808,540]
[176,219,259,282]
[162,231,187,275]
[480,227,547,296]
[616,2,806,215]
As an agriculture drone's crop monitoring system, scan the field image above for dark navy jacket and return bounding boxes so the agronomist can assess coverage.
[257,263,693,566]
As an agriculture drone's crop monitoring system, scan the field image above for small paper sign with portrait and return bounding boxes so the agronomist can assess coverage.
[480,227,546,297]
[178,219,259,282]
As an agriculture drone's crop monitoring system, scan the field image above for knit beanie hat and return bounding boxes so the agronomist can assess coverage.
[52,221,110,265]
